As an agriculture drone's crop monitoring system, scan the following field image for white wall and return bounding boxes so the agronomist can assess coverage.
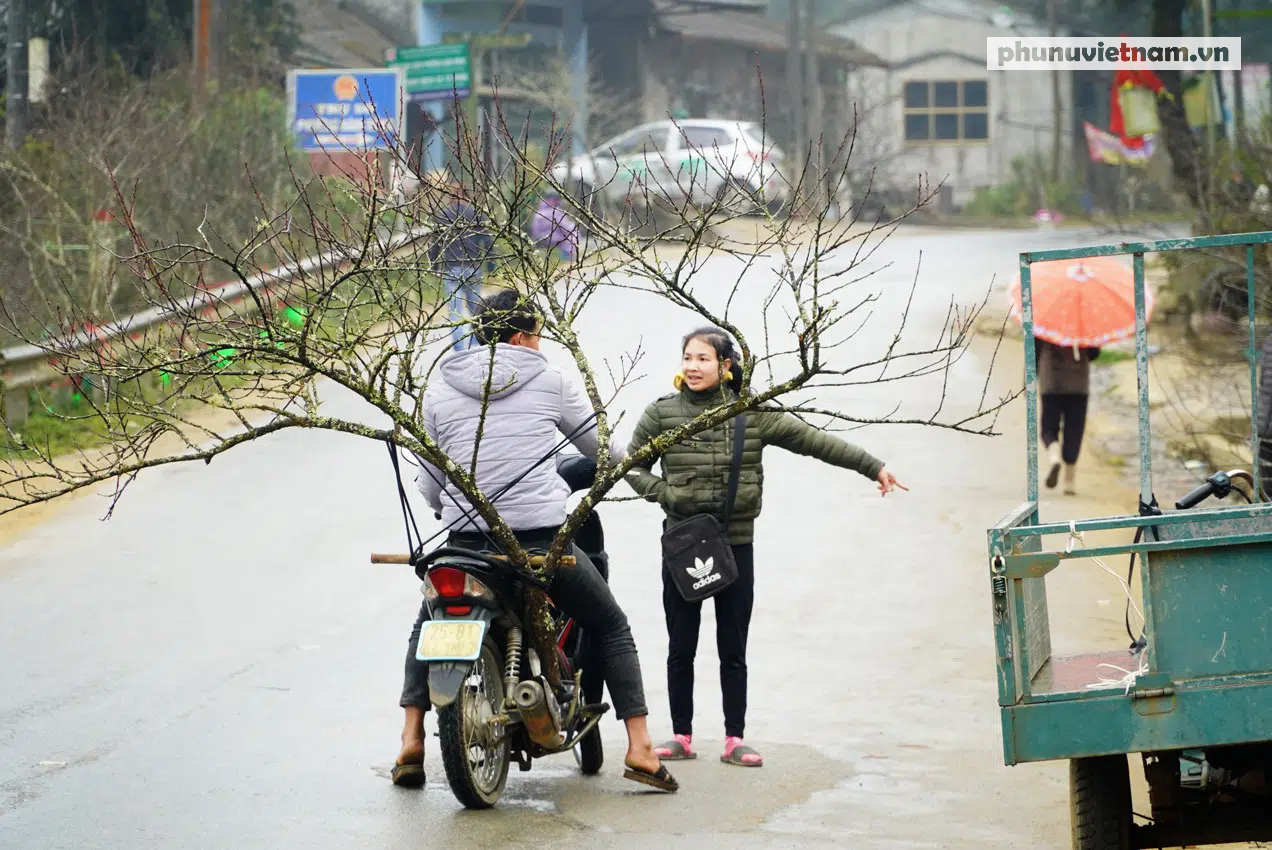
[839,0,1073,204]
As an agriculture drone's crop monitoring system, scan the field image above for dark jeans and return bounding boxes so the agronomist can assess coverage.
[662,543,755,739]
[1041,393,1089,465]
[401,527,648,720]
[441,262,484,353]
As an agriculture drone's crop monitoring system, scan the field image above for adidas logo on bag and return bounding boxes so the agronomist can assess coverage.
[687,556,721,591]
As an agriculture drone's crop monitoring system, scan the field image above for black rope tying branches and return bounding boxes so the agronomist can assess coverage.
[387,439,422,557]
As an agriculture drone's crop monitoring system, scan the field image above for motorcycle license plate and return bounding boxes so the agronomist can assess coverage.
[416,620,487,662]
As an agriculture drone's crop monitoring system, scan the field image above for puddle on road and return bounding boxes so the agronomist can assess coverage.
[542,742,852,839]
[365,742,853,847]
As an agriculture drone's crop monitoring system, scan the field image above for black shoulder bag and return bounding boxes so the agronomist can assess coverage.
[660,414,746,603]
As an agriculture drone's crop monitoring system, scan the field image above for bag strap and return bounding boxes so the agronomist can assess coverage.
[722,413,747,528]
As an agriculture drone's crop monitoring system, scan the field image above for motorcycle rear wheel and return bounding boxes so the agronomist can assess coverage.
[437,637,511,809]
[574,660,604,775]
[575,722,604,775]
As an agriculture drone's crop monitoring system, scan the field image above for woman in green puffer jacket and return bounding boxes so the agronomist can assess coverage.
[625,327,906,768]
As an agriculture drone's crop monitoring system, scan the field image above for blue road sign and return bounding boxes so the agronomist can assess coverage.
[286,68,405,153]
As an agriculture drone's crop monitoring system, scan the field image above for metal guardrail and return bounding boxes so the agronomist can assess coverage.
[0,225,432,427]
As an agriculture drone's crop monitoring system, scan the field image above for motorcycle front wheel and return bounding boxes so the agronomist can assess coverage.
[437,637,511,809]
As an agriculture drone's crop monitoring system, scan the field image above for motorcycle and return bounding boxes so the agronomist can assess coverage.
[371,454,609,809]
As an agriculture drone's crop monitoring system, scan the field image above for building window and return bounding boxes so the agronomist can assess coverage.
[903,80,990,143]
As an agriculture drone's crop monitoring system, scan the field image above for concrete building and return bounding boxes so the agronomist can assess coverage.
[289,1,883,185]
[826,0,1074,208]
[631,0,885,156]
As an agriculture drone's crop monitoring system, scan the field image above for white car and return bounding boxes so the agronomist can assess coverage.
[550,119,790,216]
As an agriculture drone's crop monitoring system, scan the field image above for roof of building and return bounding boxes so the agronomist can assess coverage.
[289,0,398,69]
[652,0,888,67]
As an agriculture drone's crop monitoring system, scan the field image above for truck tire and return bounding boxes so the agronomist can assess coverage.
[1070,755,1132,850]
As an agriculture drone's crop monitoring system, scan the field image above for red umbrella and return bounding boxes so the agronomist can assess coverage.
[1008,256,1155,348]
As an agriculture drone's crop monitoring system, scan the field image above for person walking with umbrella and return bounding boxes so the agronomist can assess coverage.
[1009,257,1155,496]
[1036,338,1100,494]
[1257,329,1272,500]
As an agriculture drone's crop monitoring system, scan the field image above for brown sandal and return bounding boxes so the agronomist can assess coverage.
[623,762,679,792]
[391,760,426,788]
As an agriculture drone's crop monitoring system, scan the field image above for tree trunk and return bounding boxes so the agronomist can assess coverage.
[1152,0,1211,220]
[1048,0,1062,181]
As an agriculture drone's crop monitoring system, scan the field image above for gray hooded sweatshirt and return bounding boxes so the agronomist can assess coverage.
[415,344,618,532]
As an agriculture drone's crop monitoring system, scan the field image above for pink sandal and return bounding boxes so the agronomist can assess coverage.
[721,736,763,767]
[654,734,697,760]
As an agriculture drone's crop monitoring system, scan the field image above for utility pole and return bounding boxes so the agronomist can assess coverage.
[804,0,822,209]
[6,0,28,150]
[1200,0,1216,166]
[458,44,485,184]
[1233,65,1245,153]
[787,0,804,209]
[1047,0,1062,181]
[192,0,215,87]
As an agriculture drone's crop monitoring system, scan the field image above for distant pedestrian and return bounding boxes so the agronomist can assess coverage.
[527,190,579,264]
[1256,330,1272,498]
[425,173,494,352]
[1037,338,1100,495]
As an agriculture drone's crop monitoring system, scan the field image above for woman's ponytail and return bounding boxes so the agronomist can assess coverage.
[723,341,744,394]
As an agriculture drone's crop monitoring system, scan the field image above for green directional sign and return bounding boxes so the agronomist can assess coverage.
[385,43,471,102]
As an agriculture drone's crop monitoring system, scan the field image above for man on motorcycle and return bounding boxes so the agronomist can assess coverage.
[393,288,677,793]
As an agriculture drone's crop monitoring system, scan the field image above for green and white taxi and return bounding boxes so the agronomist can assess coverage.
[550,119,789,216]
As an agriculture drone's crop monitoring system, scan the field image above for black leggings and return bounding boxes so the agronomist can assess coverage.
[662,543,755,739]
[1041,393,1089,465]
[401,527,649,720]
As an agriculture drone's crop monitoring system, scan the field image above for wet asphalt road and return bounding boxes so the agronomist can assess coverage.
[0,224,1187,848]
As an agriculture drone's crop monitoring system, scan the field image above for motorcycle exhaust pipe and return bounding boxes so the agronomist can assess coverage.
[512,678,566,748]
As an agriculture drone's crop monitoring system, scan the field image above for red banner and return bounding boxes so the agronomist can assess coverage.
[1083,121,1156,166]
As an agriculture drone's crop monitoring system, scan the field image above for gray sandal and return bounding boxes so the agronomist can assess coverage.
[653,737,697,761]
[721,744,763,767]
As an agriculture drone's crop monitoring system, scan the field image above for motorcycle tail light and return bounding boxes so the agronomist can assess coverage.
[424,567,495,602]
[427,567,467,598]
[463,573,494,601]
